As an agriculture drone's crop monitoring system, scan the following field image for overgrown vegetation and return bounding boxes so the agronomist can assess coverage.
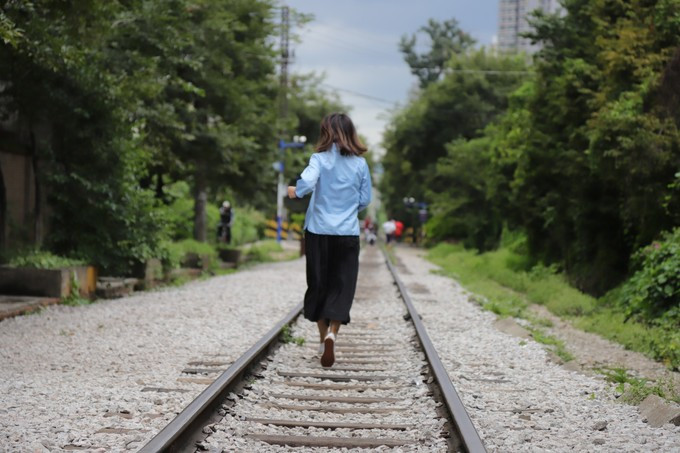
[428,239,680,370]
[7,250,85,269]
[621,228,680,324]
[280,324,305,346]
[526,326,575,363]
[244,241,297,264]
[60,271,90,306]
[163,239,219,271]
[384,3,680,371]
[385,3,680,295]
[0,2,342,275]
[596,366,680,405]
[0,0,279,273]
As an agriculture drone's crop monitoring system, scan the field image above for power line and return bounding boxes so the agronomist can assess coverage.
[308,20,399,48]
[443,68,533,75]
[320,83,400,107]
[298,30,396,62]
[304,28,397,59]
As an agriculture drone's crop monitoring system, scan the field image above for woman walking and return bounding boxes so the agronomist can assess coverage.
[287,113,372,367]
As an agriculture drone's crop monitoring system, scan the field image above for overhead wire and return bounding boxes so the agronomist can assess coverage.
[303,27,397,58]
[297,29,534,74]
[307,19,399,48]
[299,28,397,60]
[320,83,400,107]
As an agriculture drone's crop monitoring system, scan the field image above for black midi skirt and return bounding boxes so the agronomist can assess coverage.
[303,230,360,325]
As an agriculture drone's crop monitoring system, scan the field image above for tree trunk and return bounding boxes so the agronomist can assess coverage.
[0,161,6,253]
[193,162,208,242]
[30,130,43,247]
[155,170,165,201]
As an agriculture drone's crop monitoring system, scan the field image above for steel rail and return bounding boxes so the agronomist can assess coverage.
[383,249,487,453]
[138,302,303,453]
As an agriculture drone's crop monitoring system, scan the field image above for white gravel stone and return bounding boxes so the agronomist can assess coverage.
[395,246,680,453]
[0,259,306,451]
[203,246,449,452]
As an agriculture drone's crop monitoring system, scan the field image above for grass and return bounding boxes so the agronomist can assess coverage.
[280,325,305,346]
[7,249,85,269]
[428,244,597,318]
[243,240,299,264]
[595,366,680,405]
[427,242,678,373]
[381,243,396,265]
[527,326,575,362]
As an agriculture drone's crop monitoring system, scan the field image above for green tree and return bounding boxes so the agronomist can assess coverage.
[0,0,281,271]
[0,0,166,273]
[381,48,527,227]
[399,18,476,88]
[506,0,680,293]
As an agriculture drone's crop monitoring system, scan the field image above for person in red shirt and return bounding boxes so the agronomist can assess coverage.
[394,220,404,241]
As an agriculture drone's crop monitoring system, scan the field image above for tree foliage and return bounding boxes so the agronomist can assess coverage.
[383,1,680,297]
[504,0,680,293]
[0,0,279,273]
[380,49,528,227]
[399,18,476,88]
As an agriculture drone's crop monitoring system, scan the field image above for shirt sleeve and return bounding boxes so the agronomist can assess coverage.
[295,153,321,197]
[358,160,372,211]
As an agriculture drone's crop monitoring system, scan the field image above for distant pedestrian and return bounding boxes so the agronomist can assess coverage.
[217,201,232,244]
[288,113,372,368]
[363,216,376,245]
[383,219,396,244]
[394,219,404,242]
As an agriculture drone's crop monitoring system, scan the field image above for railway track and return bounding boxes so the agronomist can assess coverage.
[139,245,485,452]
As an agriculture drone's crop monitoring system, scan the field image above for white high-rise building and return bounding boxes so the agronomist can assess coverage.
[498,0,559,53]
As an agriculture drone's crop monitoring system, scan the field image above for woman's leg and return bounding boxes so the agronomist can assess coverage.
[317,320,328,343]
[318,236,359,324]
[329,320,341,336]
[321,320,340,368]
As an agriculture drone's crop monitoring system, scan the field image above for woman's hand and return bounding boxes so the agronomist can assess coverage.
[287,186,297,199]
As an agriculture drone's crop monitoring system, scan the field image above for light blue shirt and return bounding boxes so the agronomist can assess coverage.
[295,143,372,236]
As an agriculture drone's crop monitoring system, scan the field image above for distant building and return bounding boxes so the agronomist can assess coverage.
[498,0,559,53]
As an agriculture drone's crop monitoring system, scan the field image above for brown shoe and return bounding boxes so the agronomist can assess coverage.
[321,332,335,367]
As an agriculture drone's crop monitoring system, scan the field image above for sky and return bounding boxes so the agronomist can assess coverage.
[284,0,500,151]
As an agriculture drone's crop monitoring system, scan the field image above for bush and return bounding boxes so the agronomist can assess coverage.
[161,182,220,242]
[622,228,680,322]
[162,239,218,270]
[160,182,264,246]
[231,207,266,246]
[244,240,283,263]
[8,250,85,269]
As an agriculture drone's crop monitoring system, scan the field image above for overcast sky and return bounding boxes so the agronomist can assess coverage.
[285,0,499,151]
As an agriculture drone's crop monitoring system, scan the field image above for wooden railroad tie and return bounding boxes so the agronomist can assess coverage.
[247,434,416,448]
[246,418,412,430]
[277,371,401,381]
[269,393,402,403]
[259,402,407,414]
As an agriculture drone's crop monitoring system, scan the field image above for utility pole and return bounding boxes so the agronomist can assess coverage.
[276,6,290,243]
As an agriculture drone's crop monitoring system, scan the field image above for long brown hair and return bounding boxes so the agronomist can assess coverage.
[315,113,367,156]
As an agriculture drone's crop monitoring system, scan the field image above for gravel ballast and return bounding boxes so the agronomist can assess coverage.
[395,246,680,452]
[201,246,449,452]
[4,244,679,452]
[0,259,305,452]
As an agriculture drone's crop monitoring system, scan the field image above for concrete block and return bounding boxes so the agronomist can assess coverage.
[0,266,96,298]
[639,394,680,427]
[493,317,532,340]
